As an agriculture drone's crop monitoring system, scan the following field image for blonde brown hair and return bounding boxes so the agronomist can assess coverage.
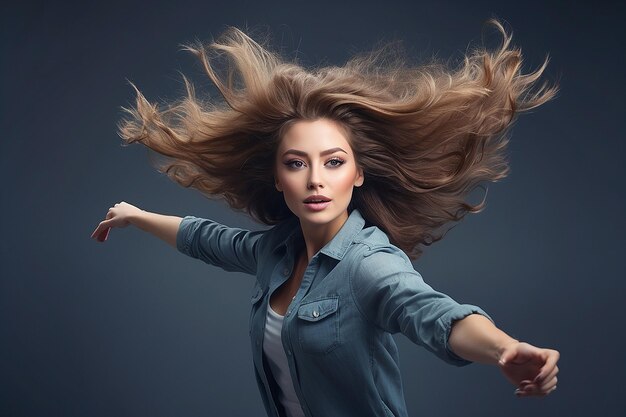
[118,19,557,259]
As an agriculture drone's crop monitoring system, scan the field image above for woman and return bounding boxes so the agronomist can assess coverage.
[92,19,560,417]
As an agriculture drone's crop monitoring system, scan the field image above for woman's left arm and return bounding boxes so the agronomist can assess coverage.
[448,314,560,397]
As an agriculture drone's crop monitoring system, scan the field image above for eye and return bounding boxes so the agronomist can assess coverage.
[285,160,305,169]
[326,158,345,168]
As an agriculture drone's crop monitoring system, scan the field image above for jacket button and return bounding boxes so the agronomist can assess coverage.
[312,310,319,318]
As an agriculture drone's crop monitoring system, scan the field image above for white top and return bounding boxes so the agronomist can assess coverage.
[263,304,306,417]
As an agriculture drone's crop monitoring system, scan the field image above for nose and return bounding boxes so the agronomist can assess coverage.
[307,166,323,190]
[308,181,323,190]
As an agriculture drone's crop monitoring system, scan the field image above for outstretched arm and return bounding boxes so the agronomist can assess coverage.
[448,314,559,397]
[91,201,182,247]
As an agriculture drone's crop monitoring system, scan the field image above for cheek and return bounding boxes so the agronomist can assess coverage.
[332,170,359,194]
[278,172,302,196]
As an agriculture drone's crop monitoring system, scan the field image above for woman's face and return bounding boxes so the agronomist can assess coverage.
[275,118,364,234]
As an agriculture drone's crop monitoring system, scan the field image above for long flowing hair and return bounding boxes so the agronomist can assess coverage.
[118,19,557,259]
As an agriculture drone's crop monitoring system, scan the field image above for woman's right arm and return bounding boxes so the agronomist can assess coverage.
[91,201,181,248]
[92,201,265,275]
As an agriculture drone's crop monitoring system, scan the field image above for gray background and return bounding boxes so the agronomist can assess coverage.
[2,0,624,416]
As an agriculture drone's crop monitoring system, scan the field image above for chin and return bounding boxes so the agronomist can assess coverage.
[298,207,346,224]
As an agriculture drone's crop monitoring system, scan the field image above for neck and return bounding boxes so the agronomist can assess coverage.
[298,210,349,261]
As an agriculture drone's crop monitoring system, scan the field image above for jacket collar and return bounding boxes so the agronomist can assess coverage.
[282,209,366,261]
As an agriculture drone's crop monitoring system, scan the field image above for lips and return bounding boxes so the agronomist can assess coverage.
[303,195,331,203]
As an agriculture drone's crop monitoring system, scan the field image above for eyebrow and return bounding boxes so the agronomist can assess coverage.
[282,147,348,157]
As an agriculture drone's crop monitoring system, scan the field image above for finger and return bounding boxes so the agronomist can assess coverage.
[515,385,543,398]
[540,375,558,392]
[515,387,532,397]
[106,204,120,218]
[519,376,557,397]
[97,227,110,242]
[518,383,538,394]
[538,366,559,388]
[91,223,105,239]
[534,350,560,383]
[92,221,111,242]
[516,390,547,398]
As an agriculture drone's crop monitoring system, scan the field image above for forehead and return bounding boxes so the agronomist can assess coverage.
[277,119,353,154]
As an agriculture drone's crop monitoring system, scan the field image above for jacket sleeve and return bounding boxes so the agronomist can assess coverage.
[176,215,266,275]
[350,246,493,366]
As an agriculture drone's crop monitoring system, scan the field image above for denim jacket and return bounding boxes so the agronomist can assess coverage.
[176,209,492,417]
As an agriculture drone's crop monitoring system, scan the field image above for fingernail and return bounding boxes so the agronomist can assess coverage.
[514,389,522,396]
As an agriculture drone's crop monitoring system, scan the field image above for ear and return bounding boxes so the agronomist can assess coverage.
[275,179,283,192]
[354,168,364,187]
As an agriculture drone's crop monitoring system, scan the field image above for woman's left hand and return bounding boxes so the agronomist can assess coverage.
[498,341,560,397]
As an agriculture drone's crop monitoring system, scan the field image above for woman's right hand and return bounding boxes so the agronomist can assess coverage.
[91,201,143,242]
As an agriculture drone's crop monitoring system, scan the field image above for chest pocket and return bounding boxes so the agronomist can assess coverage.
[296,296,340,354]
